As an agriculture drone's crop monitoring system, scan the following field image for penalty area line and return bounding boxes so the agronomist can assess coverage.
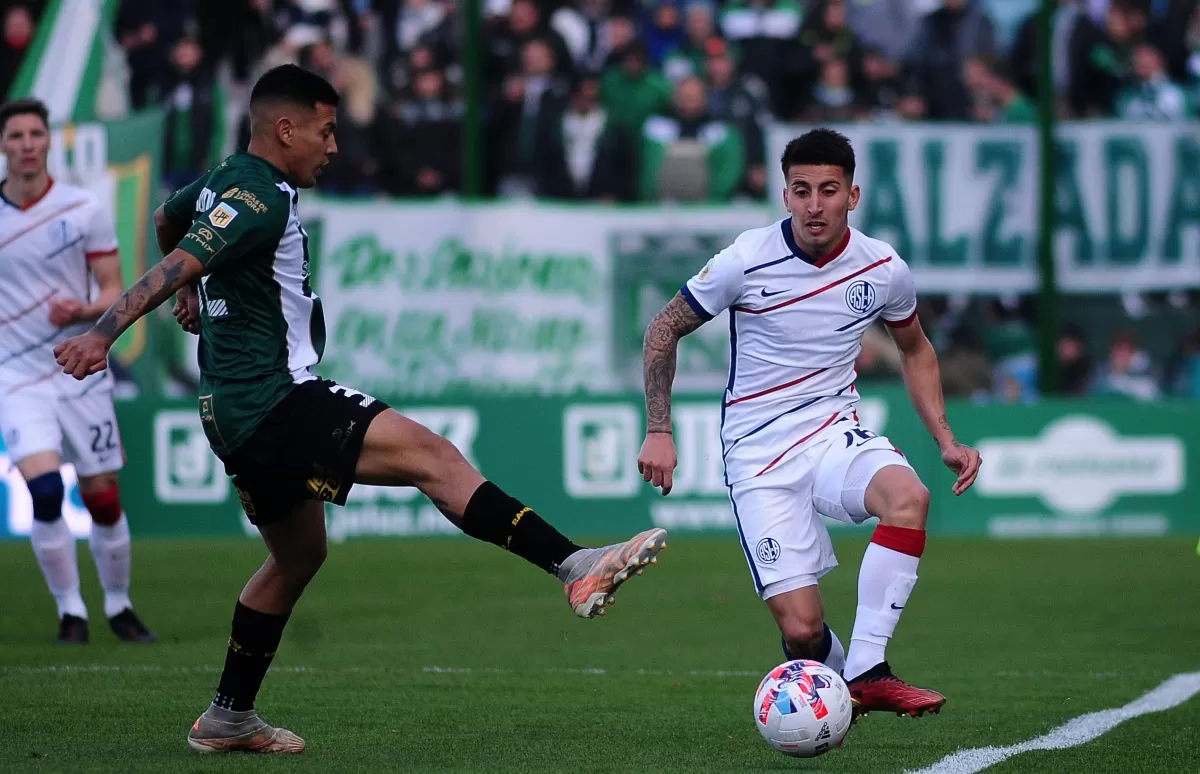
[905,671,1200,774]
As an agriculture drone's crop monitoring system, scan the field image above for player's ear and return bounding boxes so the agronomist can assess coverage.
[847,184,860,212]
[276,115,295,147]
[782,186,790,212]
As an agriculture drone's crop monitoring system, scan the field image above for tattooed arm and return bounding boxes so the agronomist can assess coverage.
[638,294,706,496]
[55,250,205,379]
[889,317,982,495]
[643,293,706,432]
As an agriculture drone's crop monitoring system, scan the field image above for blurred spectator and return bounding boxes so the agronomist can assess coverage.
[981,298,1038,403]
[161,39,225,192]
[1148,0,1200,84]
[847,0,922,64]
[906,0,996,121]
[802,57,862,121]
[640,76,745,202]
[196,0,279,85]
[379,63,462,196]
[485,0,572,96]
[1,4,35,98]
[1166,329,1200,399]
[643,0,685,66]
[858,46,904,118]
[856,321,903,380]
[551,0,634,73]
[939,326,994,400]
[718,0,802,115]
[116,0,195,109]
[1092,328,1161,401]
[662,0,719,83]
[377,0,459,94]
[1057,323,1094,396]
[704,37,770,197]
[787,0,864,119]
[964,56,1036,123]
[492,38,570,197]
[600,41,672,132]
[300,40,380,194]
[1116,42,1190,119]
[533,74,635,201]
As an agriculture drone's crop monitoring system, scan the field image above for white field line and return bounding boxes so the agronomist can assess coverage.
[0,664,763,679]
[906,671,1200,774]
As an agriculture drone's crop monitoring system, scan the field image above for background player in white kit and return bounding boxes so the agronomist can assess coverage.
[638,129,981,719]
[0,99,155,644]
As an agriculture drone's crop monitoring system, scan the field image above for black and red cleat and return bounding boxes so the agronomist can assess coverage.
[55,614,89,645]
[847,661,945,719]
[108,608,157,643]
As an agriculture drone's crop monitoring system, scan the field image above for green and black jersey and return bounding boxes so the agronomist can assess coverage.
[163,151,325,456]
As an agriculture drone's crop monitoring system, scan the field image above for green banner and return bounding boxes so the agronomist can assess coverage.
[3,392,1194,540]
[767,121,1200,293]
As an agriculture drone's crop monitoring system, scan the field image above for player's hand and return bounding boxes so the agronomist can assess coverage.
[54,330,113,380]
[638,432,678,496]
[173,284,201,335]
[941,442,982,496]
[48,297,84,327]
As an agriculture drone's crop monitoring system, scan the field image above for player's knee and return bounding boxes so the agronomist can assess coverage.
[879,482,930,529]
[277,540,328,586]
[79,478,122,526]
[27,471,64,523]
[778,616,825,659]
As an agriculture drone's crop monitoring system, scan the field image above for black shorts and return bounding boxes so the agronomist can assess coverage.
[219,379,390,526]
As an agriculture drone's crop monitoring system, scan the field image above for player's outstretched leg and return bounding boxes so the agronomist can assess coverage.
[187,500,323,754]
[843,465,944,719]
[355,409,668,618]
[79,474,155,643]
[17,455,89,644]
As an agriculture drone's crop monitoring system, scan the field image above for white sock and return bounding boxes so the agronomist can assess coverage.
[31,517,87,620]
[844,537,922,681]
[822,625,846,676]
[89,514,133,618]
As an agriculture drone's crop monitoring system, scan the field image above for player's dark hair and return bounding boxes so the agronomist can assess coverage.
[780,129,855,180]
[249,64,341,111]
[0,98,50,135]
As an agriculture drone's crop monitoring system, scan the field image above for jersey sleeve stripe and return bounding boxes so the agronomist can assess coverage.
[753,411,842,478]
[85,249,119,260]
[679,284,714,321]
[724,367,829,407]
[835,312,878,332]
[732,257,893,314]
[883,311,918,328]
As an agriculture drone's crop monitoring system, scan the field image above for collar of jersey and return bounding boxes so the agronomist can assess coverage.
[780,218,851,269]
[236,150,292,184]
[0,177,54,211]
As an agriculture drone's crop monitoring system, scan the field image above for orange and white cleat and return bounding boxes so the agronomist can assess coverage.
[847,662,946,719]
[187,708,306,754]
[560,528,668,618]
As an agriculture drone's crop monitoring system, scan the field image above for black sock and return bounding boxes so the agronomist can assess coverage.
[460,481,583,575]
[213,601,290,712]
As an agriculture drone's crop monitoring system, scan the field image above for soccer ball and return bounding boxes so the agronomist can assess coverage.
[753,659,853,757]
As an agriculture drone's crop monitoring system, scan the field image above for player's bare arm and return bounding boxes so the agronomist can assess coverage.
[48,254,124,327]
[54,249,205,379]
[888,318,982,495]
[638,293,705,495]
[154,204,202,334]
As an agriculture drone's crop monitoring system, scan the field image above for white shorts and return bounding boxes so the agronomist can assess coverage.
[0,389,124,477]
[728,420,913,600]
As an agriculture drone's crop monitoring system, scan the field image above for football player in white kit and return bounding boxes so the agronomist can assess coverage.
[0,99,155,644]
[638,130,981,720]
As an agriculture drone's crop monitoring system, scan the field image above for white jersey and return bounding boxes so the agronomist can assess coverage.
[682,219,917,486]
[0,179,118,398]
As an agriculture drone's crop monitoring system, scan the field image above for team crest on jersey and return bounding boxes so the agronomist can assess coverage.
[208,202,239,229]
[756,537,781,564]
[845,280,876,314]
[698,260,713,280]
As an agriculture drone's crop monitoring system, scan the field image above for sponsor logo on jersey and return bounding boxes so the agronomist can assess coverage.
[698,260,712,280]
[306,464,343,503]
[756,537,781,564]
[183,225,228,257]
[845,280,876,314]
[197,187,216,212]
[208,202,239,229]
[222,187,268,214]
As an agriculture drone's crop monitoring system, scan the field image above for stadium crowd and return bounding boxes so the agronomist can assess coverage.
[1,0,1197,400]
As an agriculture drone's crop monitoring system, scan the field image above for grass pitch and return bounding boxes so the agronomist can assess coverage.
[1,536,1197,773]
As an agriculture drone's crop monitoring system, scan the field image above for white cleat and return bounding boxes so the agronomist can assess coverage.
[561,528,668,618]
